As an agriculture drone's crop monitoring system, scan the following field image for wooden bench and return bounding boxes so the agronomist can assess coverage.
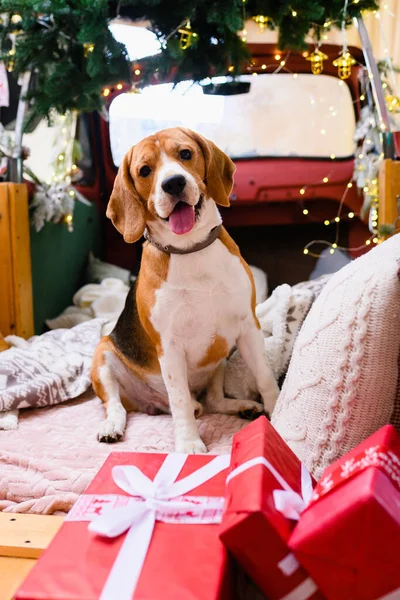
[0,513,63,599]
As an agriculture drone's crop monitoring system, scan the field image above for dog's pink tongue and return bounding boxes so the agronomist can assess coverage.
[169,202,195,235]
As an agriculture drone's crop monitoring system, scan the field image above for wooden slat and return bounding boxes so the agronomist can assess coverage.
[379,159,400,235]
[0,556,36,600]
[8,183,34,339]
[0,330,10,351]
[0,183,15,336]
[0,513,64,559]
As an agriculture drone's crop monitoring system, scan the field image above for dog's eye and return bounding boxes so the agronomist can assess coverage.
[139,165,151,177]
[180,149,192,161]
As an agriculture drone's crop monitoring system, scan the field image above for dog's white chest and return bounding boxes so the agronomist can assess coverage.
[150,240,252,366]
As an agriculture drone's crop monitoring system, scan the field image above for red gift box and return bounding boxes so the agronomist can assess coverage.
[289,425,400,600]
[16,452,234,600]
[220,416,323,600]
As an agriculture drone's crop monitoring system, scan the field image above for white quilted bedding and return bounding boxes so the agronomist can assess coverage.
[0,391,248,514]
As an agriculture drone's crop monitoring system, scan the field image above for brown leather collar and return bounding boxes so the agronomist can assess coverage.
[144,224,222,255]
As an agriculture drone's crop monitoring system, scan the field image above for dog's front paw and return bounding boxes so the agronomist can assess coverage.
[237,400,265,421]
[175,437,207,454]
[97,420,124,443]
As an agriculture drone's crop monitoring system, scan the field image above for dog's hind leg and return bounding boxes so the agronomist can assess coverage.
[91,337,127,443]
[205,360,265,419]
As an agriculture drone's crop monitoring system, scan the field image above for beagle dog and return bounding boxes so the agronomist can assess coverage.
[91,127,279,453]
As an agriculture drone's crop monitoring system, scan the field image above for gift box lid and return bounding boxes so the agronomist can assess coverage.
[16,452,234,600]
[222,416,310,540]
[289,425,400,599]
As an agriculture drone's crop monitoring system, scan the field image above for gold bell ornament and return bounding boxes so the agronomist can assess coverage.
[83,43,95,58]
[386,94,400,112]
[178,21,198,50]
[306,49,329,75]
[253,15,269,32]
[333,51,357,80]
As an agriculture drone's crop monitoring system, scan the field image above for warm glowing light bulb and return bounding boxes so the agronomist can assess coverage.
[280,60,286,66]
[373,237,378,243]
[332,243,338,249]
[275,54,281,60]
[134,69,141,75]
[117,83,123,90]
[330,153,336,159]
[293,73,298,79]
[300,188,306,195]
[252,72,258,76]
[292,10,297,16]
[330,248,335,254]
[303,248,309,255]
[347,182,353,188]
[363,186,369,192]
[103,88,110,97]
[366,239,371,245]
[303,209,309,215]
[334,216,340,223]
[261,64,267,69]
[58,154,64,161]
[323,177,329,183]
[348,212,355,218]
[69,190,75,197]
[360,94,365,100]
[324,220,330,226]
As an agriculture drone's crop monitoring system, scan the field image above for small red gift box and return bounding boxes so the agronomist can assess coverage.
[289,425,400,600]
[16,452,234,600]
[220,416,323,600]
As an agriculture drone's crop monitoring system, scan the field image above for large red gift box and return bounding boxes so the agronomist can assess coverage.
[16,452,234,600]
[289,425,400,600]
[219,416,323,600]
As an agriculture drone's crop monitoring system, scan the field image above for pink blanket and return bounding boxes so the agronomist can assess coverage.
[0,392,248,514]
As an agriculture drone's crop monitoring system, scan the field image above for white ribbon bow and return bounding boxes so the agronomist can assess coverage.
[89,453,230,600]
[226,456,313,520]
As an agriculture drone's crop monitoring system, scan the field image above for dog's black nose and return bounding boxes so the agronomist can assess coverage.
[161,174,186,196]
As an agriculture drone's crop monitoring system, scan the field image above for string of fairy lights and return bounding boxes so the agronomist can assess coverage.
[4,4,398,241]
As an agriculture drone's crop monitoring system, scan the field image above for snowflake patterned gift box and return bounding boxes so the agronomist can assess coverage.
[289,425,400,600]
[219,416,324,600]
[16,452,235,600]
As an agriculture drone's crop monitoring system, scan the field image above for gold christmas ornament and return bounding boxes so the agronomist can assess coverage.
[386,94,400,112]
[83,43,95,57]
[306,49,328,75]
[6,47,15,72]
[178,21,198,50]
[333,51,357,80]
[253,15,269,32]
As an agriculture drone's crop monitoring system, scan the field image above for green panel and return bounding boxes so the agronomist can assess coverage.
[30,201,102,334]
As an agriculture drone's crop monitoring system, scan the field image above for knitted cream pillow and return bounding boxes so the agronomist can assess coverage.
[271,234,400,478]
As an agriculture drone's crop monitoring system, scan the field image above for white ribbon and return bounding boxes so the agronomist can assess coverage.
[226,456,313,520]
[89,453,230,600]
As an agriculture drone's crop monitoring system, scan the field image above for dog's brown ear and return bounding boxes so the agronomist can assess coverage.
[178,128,235,207]
[106,148,146,243]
